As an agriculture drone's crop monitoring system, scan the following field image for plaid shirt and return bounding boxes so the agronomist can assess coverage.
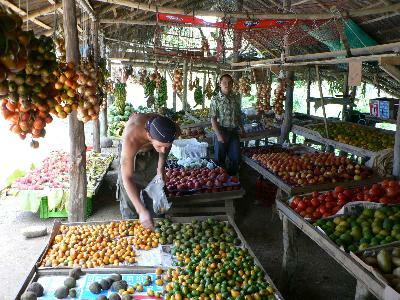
[210,91,241,128]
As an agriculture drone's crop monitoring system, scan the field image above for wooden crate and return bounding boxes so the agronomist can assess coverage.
[17,215,283,300]
[275,199,391,300]
[167,188,245,217]
[242,155,381,196]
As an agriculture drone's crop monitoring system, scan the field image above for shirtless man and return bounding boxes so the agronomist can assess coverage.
[117,113,179,229]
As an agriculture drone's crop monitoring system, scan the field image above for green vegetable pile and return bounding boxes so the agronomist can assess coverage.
[108,103,134,137]
[194,86,203,107]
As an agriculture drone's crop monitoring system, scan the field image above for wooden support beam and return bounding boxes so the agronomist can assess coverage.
[182,59,189,111]
[92,20,101,153]
[380,63,400,83]
[94,0,400,19]
[25,3,62,21]
[0,0,51,30]
[292,0,313,6]
[279,0,294,144]
[77,0,96,19]
[232,42,400,67]
[63,0,87,222]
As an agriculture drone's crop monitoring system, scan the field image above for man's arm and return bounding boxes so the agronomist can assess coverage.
[120,139,153,228]
[210,98,226,143]
[157,146,171,183]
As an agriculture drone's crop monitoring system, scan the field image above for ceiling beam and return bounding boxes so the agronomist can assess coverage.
[25,3,62,21]
[0,0,51,30]
[94,0,400,20]
[292,0,313,6]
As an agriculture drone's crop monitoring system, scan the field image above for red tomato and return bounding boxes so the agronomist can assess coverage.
[318,194,326,202]
[356,193,365,201]
[325,195,334,202]
[290,202,297,209]
[319,206,326,214]
[292,197,301,206]
[313,211,322,220]
[334,186,345,193]
[297,201,307,211]
[300,211,307,217]
[337,192,347,202]
[322,213,331,218]
[337,199,346,206]
[332,191,338,199]
[312,191,320,198]
[332,206,341,214]
[343,189,353,198]
[303,199,311,208]
[326,202,336,209]
[311,198,320,208]
[295,207,303,214]
[306,206,315,214]
[386,187,399,198]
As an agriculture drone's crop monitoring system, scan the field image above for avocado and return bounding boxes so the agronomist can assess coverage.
[392,256,400,267]
[89,282,102,294]
[26,282,44,297]
[377,249,392,273]
[393,248,400,258]
[21,291,37,300]
[109,274,122,282]
[99,278,112,290]
[109,293,121,300]
[64,276,76,288]
[69,267,85,279]
[54,286,69,299]
[69,288,77,298]
[364,256,378,266]
[111,280,127,291]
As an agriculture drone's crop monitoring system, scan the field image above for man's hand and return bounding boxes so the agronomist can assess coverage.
[139,209,154,230]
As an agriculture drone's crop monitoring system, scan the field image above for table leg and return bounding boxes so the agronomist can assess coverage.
[225,199,235,220]
[281,215,298,294]
[354,280,374,300]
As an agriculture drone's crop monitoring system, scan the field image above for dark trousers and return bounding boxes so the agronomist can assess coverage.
[214,127,241,176]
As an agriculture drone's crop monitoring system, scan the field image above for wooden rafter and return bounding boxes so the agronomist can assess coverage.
[94,0,400,20]
[25,3,62,21]
[0,0,51,29]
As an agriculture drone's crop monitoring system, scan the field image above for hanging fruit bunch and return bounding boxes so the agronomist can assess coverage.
[55,36,66,63]
[256,82,271,114]
[155,77,167,108]
[232,80,239,94]
[238,76,251,96]
[114,82,126,115]
[189,77,200,92]
[52,62,79,119]
[172,68,183,93]
[0,9,59,147]
[201,38,210,57]
[75,60,100,123]
[194,86,203,107]
[149,70,162,89]
[205,78,214,100]
[138,69,147,86]
[273,78,286,116]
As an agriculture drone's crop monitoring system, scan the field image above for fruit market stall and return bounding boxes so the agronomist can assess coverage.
[241,145,380,196]
[17,216,283,300]
[165,159,244,217]
[8,151,114,218]
[275,180,400,299]
[291,122,395,170]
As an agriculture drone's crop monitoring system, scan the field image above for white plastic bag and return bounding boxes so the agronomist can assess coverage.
[141,174,171,215]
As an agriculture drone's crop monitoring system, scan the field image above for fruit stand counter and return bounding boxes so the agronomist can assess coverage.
[291,122,394,160]
[17,215,283,300]
[241,147,381,196]
[275,199,394,299]
[168,188,246,217]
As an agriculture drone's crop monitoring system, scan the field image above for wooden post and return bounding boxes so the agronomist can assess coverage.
[202,71,206,109]
[182,59,188,111]
[279,0,294,144]
[306,67,311,115]
[172,91,177,112]
[342,72,350,121]
[315,65,329,139]
[393,103,400,177]
[281,215,298,293]
[63,0,87,222]
[92,20,101,152]
[101,37,108,137]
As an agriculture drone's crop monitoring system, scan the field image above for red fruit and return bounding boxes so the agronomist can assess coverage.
[311,191,320,198]
[356,194,365,201]
[206,181,213,187]
[343,189,353,198]
[323,213,331,218]
[319,206,327,214]
[294,207,303,214]
[290,202,297,209]
[300,211,307,217]
[292,197,301,207]
[297,201,307,211]
[305,207,315,214]
[311,199,320,208]
[337,199,346,206]
[313,211,322,220]
[334,186,345,193]
[386,187,398,198]
[326,202,335,209]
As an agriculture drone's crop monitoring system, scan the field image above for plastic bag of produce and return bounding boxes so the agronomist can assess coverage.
[141,174,171,215]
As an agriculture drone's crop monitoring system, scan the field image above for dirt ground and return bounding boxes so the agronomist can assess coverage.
[0,159,363,300]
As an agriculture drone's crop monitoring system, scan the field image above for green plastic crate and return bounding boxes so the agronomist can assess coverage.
[39,196,93,219]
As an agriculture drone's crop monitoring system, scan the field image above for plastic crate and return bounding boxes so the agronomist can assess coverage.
[39,196,93,219]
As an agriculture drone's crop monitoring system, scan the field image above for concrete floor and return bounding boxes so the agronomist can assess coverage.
[1,162,361,300]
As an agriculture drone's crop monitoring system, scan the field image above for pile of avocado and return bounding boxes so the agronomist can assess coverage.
[315,206,400,252]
